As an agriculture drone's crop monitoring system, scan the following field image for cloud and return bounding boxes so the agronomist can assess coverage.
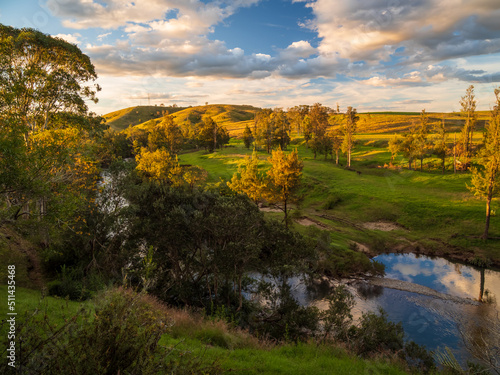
[304,0,500,65]
[53,33,82,45]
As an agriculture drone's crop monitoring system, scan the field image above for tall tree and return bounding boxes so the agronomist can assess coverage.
[0,25,100,147]
[341,107,359,168]
[0,25,103,227]
[468,88,500,240]
[415,109,430,171]
[264,149,303,227]
[271,108,291,150]
[309,103,330,159]
[254,108,273,153]
[433,117,449,174]
[460,85,477,161]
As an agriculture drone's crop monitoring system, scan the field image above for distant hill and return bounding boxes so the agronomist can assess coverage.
[105,104,262,135]
[104,105,187,131]
[104,105,492,135]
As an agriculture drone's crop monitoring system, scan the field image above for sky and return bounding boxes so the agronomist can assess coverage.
[1,0,500,115]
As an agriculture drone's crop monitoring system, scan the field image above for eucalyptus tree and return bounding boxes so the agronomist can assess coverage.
[342,107,359,168]
[468,88,500,240]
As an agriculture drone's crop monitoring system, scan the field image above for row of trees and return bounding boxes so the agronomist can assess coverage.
[242,103,360,167]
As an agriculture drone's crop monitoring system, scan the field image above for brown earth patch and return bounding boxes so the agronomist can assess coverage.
[363,221,406,231]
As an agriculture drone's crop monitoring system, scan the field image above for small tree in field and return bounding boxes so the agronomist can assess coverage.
[265,149,303,227]
[242,124,254,149]
[468,88,500,240]
[342,107,359,168]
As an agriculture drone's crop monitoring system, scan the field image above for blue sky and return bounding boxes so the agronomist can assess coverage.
[2,0,500,115]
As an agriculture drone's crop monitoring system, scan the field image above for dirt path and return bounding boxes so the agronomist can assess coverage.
[365,277,480,305]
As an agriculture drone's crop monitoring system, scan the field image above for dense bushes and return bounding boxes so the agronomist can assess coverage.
[0,288,223,374]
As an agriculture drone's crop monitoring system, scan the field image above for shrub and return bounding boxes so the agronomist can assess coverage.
[0,288,224,374]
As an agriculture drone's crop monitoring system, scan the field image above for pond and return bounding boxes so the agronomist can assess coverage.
[290,253,500,364]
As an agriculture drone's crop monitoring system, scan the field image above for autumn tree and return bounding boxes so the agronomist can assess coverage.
[468,88,500,240]
[342,107,359,168]
[265,149,303,227]
[228,151,265,202]
[135,147,182,185]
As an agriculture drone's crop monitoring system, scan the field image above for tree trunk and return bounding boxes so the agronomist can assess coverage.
[284,198,288,229]
[347,149,351,167]
[442,156,446,174]
[336,151,339,165]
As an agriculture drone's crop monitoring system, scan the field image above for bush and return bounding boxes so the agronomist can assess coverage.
[0,288,224,374]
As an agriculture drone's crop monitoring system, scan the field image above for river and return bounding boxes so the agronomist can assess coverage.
[288,253,500,365]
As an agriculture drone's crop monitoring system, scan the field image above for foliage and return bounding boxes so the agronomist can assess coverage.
[468,87,500,239]
[321,285,354,341]
[0,287,224,374]
[228,150,266,202]
[243,124,254,148]
[197,116,230,152]
[265,149,303,226]
[135,147,183,184]
[341,106,359,167]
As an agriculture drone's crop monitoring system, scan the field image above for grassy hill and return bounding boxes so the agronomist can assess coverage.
[105,104,262,135]
[104,105,187,131]
[106,105,493,138]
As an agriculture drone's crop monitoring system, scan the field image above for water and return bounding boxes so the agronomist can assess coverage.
[288,253,500,364]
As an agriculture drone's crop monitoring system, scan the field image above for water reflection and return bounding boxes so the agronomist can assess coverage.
[374,253,499,304]
[290,253,500,365]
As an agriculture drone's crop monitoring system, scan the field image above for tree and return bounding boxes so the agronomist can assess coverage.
[287,105,309,135]
[0,25,100,147]
[135,147,182,185]
[254,109,273,153]
[271,108,291,150]
[242,124,254,149]
[309,103,330,159]
[342,107,359,168]
[264,149,303,227]
[433,117,449,174]
[460,85,477,161]
[148,116,184,154]
[388,134,401,166]
[399,125,419,170]
[468,88,500,240]
[415,109,430,171]
[228,151,265,202]
[0,25,103,227]
[197,116,229,152]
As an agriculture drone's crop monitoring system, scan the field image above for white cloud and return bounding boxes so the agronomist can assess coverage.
[53,33,82,45]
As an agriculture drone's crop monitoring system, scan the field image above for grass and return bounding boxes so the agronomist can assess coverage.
[0,285,409,374]
[178,138,500,264]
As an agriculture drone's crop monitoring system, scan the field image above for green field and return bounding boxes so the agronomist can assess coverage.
[179,138,500,265]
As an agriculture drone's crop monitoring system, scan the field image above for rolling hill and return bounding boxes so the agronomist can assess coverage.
[104,104,492,137]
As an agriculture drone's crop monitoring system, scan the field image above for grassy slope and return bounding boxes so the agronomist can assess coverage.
[179,138,500,265]
[0,286,407,375]
[104,105,187,131]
